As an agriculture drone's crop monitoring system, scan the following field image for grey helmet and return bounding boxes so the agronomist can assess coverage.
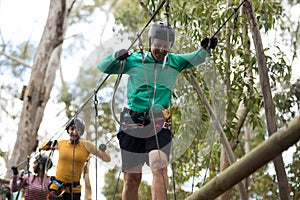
[35,154,53,170]
[66,118,85,135]
[148,20,175,46]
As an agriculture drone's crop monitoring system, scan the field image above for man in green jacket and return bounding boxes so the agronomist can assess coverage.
[97,20,217,200]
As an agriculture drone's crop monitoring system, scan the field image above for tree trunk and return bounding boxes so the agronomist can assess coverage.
[242,1,290,199]
[185,116,300,200]
[5,1,68,177]
[188,71,247,200]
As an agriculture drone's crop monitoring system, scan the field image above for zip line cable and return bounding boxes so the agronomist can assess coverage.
[211,0,247,38]
[178,0,247,73]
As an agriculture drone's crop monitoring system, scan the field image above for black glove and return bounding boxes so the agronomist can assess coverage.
[115,49,130,61]
[99,144,107,151]
[201,37,218,50]
[11,166,18,175]
[47,140,52,146]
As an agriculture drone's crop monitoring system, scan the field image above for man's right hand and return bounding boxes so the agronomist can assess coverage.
[46,141,52,146]
[11,166,18,175]
[39,140,56,150]
[115,49,130,61]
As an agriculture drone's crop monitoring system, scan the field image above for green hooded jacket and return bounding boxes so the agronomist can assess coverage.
[97,48,208,113]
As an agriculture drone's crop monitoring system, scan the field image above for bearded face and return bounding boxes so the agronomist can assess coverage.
[68,125,82,144]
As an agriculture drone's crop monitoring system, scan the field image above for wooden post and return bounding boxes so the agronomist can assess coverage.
[185,116,300,200]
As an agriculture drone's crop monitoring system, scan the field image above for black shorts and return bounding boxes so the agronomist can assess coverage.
[117,128,172,171]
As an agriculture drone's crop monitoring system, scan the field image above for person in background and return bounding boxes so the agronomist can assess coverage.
[97,20,218,200]
[39,117,111,200]
[0,179,11,200]
[10,154,53,200]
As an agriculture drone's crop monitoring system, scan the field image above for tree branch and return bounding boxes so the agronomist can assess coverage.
[0,50,32,68]
[186,116,300,200]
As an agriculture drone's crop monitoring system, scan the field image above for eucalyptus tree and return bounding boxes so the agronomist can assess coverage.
[1,0,109,178]
[4,1,70,177]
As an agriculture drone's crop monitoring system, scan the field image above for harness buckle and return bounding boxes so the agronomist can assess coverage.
[162,122,171,130]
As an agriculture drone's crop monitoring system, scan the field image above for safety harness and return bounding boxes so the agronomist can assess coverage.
[47,178,80,198]
[120,107,171,138]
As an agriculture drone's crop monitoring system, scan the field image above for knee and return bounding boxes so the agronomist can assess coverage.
[149,150,168,171]
[124,173,141,188]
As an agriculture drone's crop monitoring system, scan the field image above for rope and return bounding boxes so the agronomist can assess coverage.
[110,1,171,199]
[71,138,75,200]
[110,0,169,130]
[93,91,99,200]
[141,31,171,197]
[191,109,203,193]
[112,170,122,200]
[111,61,126,127]
[165,0,170,26]
[149,107,169,200]
[71,74,110,119]
[128,0,167,51]
[176,0,247,72]
[170,121,177,200]
[144,4,173,191]
[211,0,247,38]
[70,115,79,200]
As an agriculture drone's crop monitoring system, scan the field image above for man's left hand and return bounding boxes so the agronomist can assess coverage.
[201,37,218,50]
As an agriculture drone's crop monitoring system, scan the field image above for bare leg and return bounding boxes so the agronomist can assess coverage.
[122,165,142,200]
[149,150,169,200]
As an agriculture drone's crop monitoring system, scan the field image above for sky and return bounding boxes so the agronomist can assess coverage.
[0,0,116,199]
[0,0,300,199]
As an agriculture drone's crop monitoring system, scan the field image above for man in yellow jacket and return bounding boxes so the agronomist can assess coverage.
[40,118,111,200]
